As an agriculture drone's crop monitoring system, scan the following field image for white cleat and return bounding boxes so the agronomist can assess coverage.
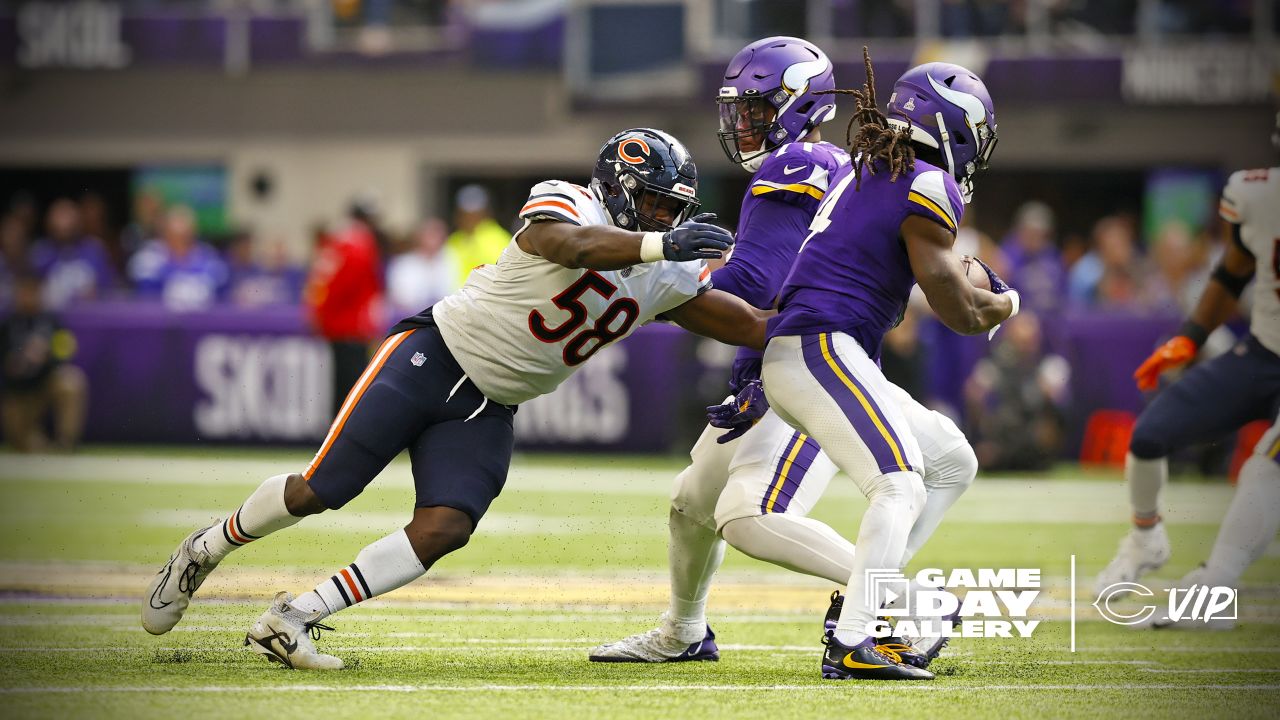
[1138,566,1238,631]
[1095,524,1171,595]
[588,613,719,663]
[142,524,221,635]
[245,592,344,670]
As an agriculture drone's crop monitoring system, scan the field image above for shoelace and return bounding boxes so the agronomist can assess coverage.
[821,634,907,665]
[304,620,335,642]
[874,642,915,661]
[871,644,905,664]
[176,560,202,597]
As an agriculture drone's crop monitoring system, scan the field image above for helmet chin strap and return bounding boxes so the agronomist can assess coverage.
[588,180,619,228]
[933,111,977,203]
[934,111,956,179]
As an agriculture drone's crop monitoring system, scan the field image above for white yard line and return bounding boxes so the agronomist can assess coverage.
[0,644,818,654]
[2,643,1279,658]
[2,683,1279,694]
[147,509,670,536]
[1139,668,1280,674]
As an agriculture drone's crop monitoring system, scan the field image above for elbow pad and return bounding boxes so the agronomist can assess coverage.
[1211,262,1252,298]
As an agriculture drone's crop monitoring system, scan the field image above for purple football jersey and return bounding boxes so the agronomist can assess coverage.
[712,141,849,390]
[768,158,966,360]
[29,236,115,309]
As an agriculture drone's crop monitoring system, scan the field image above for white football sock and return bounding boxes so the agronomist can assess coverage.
[199,474,302,562]
[293,530,426,620]
[1127,452,1167,528]
[903,444,977,565]
[666,507,725,637]
[1201,454,1280,587]
[835,471,925,646]
[720,513,855,585]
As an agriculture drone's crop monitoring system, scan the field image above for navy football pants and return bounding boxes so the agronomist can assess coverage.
[1130,335,1280,460]
[302,325,515,528]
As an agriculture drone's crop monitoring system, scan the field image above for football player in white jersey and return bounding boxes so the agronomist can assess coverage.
[590,38,979,668]
[1096,115,1280,627]
[142,128,776,669]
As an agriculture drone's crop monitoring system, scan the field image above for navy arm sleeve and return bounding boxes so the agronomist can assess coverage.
[710,199,814,310]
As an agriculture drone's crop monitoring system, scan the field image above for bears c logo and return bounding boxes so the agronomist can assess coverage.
[618,138,651,165]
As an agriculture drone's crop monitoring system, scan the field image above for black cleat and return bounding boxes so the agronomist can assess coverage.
[820,632,934,681]
[823,589,843,632]
[824,590,931,668]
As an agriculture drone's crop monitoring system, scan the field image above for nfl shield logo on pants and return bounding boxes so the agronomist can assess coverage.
[411,352,426,367]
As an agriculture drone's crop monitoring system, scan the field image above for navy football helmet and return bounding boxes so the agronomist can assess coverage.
[591,128,701,232]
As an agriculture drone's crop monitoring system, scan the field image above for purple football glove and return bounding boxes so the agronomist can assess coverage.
[969,256,1021,340]
[969,256,1011,294]
[706,379,769,444]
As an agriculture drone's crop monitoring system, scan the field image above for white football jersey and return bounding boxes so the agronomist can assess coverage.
[1220,167,1280,355]
[433,180,711,405]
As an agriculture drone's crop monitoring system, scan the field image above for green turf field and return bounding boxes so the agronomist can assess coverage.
[1,449,1278,719]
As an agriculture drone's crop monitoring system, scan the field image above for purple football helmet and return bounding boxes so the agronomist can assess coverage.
[717,36,837,171]
[885,62,997,202]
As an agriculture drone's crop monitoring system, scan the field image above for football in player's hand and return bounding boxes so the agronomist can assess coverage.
[961,255,992,291]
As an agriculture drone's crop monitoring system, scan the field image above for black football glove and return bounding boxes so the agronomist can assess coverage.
[663,212,734,262]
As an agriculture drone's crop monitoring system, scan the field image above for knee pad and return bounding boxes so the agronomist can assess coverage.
[671,463,727,531]
[865,470,926,507]
[712,474,767,532]
[1128,413,1170,460]
[930,443,978,492]
[718,516,755,552]
[908,473,927,517]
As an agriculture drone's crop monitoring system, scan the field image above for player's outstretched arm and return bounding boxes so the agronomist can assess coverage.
[518,214,733,271]
[1185,225,1255,337]
[663,289,773,351]
[1134,224,1255,390]
[902,215,1014,336]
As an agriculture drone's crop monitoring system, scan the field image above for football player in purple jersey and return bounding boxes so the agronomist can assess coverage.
[760,50,1017,680]
[591,39,985,672]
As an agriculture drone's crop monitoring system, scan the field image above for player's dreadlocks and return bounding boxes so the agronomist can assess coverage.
[816,46,916,190]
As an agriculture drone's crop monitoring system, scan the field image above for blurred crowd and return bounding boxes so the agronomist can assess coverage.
[0,183,524,317]
[961,200,1218,318]
[0,190,304,313]
[0,182,1226,463]
[0,182,515,450]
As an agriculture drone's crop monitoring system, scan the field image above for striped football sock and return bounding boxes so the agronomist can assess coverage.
[292,530,426,620]
[200,474,302,562]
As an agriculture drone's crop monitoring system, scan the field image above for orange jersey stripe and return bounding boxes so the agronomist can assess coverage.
[304,332,413,480]
[520,199,583,221]
[340,568,363,602]
[699,266,711,282]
